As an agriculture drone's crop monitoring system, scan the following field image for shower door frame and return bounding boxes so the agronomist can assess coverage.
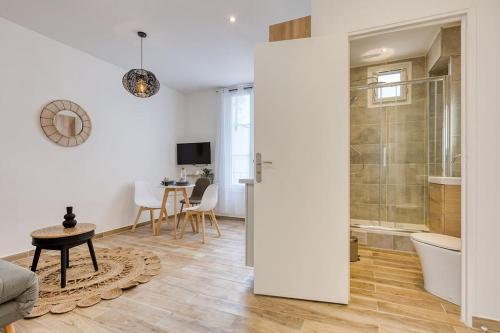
[348,12,472,325]
[351,76,447,230]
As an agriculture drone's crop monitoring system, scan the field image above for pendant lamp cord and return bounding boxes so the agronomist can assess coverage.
[140,37,143,70]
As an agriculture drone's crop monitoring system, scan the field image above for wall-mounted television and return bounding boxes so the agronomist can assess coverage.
[177,142,211,165]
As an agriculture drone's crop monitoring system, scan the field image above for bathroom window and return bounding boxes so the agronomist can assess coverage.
[367,62,411,108]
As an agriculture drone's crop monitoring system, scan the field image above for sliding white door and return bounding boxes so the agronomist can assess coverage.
[253,36,349,303]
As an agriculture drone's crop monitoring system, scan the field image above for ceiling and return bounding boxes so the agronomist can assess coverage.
[0,0,310,93]
[350,24,445,67]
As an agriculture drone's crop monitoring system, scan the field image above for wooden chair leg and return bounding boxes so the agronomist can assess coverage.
[190,214,196,233]
[201,212,206,244]
[210,211,222,237]
[149,209,154,230]
[4,323,15,333]
[172,215,177,240]
[155,208,168,236]
[132,207,143,231]
[194,214,199,233]
[179,212,190,239]
[177,202,184,228]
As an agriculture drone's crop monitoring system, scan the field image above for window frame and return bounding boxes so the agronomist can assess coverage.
[367,61,412,108]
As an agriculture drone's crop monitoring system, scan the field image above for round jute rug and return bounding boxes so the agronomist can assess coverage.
[15,247,160,318]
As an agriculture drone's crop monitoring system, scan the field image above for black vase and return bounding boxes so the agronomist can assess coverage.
[62,206,77,228]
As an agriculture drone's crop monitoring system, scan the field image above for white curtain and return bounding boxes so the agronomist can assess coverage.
[215,86,254,217]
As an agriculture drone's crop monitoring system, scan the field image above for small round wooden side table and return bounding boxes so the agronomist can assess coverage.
[30,223,98,288]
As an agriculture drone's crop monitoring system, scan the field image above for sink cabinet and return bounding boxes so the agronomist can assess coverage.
[429,183,461,237]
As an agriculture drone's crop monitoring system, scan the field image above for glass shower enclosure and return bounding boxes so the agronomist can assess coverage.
[350,76,449,231]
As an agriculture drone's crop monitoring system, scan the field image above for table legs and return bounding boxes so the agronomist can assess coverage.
[31,237,99,289]
[182,188,190,207]
[32,246,70,288]
[30,247,42,272]
[61,247,67,288]
[156,187,191,238]
[87,239,98,271]
[173,191,178,239]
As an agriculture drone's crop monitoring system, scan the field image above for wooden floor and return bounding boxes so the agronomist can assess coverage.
[15,218,475,333]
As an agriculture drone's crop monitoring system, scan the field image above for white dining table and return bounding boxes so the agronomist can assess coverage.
[156,184,195,237]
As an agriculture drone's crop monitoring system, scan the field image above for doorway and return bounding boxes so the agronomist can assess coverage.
[348,15,466,319]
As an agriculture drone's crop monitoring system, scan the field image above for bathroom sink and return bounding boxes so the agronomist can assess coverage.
[428,176,461,185]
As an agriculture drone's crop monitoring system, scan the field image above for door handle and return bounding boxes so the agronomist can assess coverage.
[255,153,272,183]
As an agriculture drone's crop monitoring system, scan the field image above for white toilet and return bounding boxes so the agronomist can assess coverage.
[410,232,461,305]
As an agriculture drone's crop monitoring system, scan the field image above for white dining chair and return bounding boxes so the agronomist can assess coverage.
[132,181,167,232]
[179,184,221,243]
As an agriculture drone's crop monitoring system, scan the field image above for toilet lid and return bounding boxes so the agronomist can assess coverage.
[411,233,461,251]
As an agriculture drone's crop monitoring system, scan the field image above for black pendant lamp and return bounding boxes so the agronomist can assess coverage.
[122,31,160,98]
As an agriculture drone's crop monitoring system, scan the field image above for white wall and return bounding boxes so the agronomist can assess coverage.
[179,89,219,175]
[311,0,500,324]
[0,17,185,257]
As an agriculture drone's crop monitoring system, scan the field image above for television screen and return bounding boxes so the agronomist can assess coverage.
[177,142,211,165]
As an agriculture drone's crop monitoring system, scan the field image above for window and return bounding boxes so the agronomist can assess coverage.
[215,86,253,217]
[367,62,411,108]
[229,92,253,185]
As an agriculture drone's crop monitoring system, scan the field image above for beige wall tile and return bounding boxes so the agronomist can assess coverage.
[350,144,380,164]
[351,124,381,144]
[388,143,426,164]
[387,205,425,224]
[450,55,461,81]
[388,121,426,144]
[351,230,368,245]
[351,106,383,125]
[394,236,416,252]
[441,26,461,57]
[386,164,426,185]
[350,90,368,108]
[385,99,426,123]
[452,162,461,177]
[412,82,427,100]
[351,164,381,185]
[351,204,380,221]
[367,233,394,249]
[350,66,367,83]
[411,57,426,78]
[351,184,384,204]
[386,185,425,206]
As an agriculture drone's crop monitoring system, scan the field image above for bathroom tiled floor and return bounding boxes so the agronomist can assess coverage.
[351,246,472,332]
[16,219,474,333]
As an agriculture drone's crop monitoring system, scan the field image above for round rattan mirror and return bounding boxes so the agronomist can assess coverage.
[40,100,91,147]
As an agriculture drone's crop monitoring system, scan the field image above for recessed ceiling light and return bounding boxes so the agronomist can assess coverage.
[382,48,387,52]
[229,16,236,23]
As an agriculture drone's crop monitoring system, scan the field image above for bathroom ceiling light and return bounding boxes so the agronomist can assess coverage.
[229,16,236,23]
[361,48,394,63]
[122,31,160,98]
